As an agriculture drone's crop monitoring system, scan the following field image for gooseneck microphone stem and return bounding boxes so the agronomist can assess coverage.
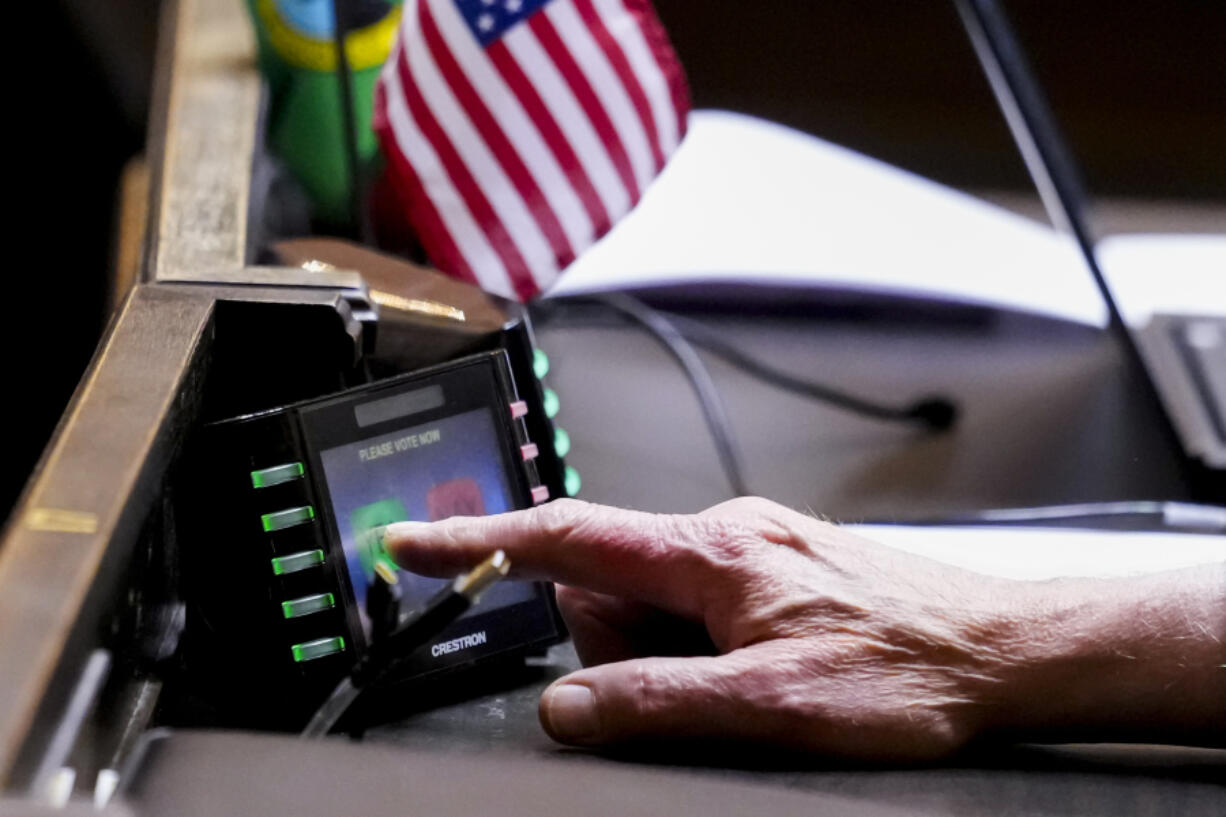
[331,0,374,242]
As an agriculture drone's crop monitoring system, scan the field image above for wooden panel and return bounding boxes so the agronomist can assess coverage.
[110,158,151,313]
[148,0,260,282]
[0,286,215,781]
[0,281,372,784]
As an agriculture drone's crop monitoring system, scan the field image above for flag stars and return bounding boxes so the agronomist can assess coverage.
[462,0,542,43]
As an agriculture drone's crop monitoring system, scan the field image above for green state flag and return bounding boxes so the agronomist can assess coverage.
[245,0,401,224]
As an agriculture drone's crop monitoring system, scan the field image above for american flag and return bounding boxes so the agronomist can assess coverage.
[373,0,690,301]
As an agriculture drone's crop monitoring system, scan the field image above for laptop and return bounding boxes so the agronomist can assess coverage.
[955,0,1226,498]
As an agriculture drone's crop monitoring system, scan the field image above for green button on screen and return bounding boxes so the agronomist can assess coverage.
[261,506,315,532]
[251,462,304,489]
[281,593,335,619]
[291,636,346,663]
[271,549,324,576]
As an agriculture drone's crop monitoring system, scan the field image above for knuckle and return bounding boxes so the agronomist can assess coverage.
[622,662,676,724]
[705,495,780,520]
[734,496,785,516]
[654,516,735,579]
[694,514,769,562]
[529,498,596,541]
[626,664,654,719]
[700,498,812,556]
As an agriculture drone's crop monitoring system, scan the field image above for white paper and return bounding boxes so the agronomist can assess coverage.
[548,110,1224,330]
[848,524,1226,580]
[1096,234,1226,327]
[547,110,1109,326]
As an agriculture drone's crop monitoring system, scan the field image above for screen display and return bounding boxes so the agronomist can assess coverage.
[318,406,536,637]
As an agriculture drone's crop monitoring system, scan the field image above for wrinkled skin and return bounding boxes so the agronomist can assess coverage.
[385,498,1226,760]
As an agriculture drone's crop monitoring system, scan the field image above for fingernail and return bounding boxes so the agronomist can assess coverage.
[543,683,599,742]
[382,521,430,543]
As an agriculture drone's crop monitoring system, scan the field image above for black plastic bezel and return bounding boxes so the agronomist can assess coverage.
[294,351,560,679]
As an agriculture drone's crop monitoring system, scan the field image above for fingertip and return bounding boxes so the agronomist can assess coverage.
[382,520,460,575]
[381,520,430,547]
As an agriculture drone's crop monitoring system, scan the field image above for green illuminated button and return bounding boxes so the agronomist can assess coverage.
[281,592,335,619]
[565,465,581,497]
[553,427,571,458]
[271,549,325,576]
[291,636,346,663]
[250,462,305,489]
[533,348,550,379]
[543,387,560,419]
[261,506,315,532]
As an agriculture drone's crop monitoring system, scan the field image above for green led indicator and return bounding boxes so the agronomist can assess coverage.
[291,636,346,663]
[533,348,550,379]
[553,427,571,458]
[271,549,325,576]
[564,465,581,497]
[281,592,335,619]
[261,505,315,533]
[543,387,560,419]
[250,462,304,489]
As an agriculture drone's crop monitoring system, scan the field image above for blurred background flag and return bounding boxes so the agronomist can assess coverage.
[373,0,690,301]
[246,1,402,225]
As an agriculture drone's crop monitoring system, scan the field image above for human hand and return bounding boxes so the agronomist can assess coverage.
[384,498,1226,759]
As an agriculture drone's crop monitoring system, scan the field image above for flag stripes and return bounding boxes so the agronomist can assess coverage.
[500,24,630,220]
[527,11,642,203]
[422,2,578,275]
[375,0,689,301]
[573,0,665,172]
[485,38,613,236]
[430,1,595,251]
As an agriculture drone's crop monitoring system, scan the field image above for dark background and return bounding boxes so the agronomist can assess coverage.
[4,0,1224,521]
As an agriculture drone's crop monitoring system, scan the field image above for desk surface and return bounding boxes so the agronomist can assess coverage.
[533,300,1193,517]
[131,302,1224,816]
[130,642,1225,817]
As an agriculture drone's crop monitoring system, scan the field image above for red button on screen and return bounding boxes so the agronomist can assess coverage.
[426,478,486,521]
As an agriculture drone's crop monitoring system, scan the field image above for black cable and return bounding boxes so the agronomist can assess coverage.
[548,296,957,431]
[952,0,1200,497]
[596,293,750,497]
[664,312,958,430]
[301,552,510,738]
[542,294,959,496]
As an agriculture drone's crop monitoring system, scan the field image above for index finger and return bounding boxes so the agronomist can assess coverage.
[382,499,711,619]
